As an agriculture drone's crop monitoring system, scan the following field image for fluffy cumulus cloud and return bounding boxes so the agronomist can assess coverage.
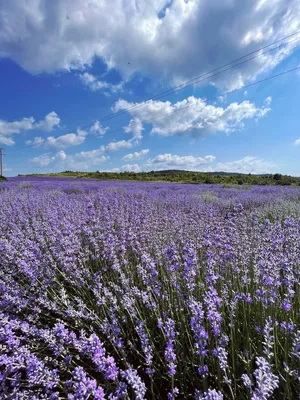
[31,151,67,167]
[294,138,300,145]
[111,164,141,172]
[35,112,61,132]
[28,119,142,157]
[105,140,134,152]
[31,154,53,167]
[145,154,216,171]
[29,123,144,170]
[101,119,143,152]
[123,118,144,139]
[28,128,88,149]
[123,149,149,161]
[90,121,109,136]
[28,121,111,150]
[45,128,88,149]
[114,96,271,136]
[120,164,141,172]
[31,148,109,170]
[216,156,276,174]
[80,73,123,94]
[1,1,299,88]
[67,149,109,170]
[25,136,46,146]
[0,112,60,145]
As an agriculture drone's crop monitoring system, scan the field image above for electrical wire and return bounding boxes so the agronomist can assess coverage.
[99,30,300,122]
[19,29,300,140]
[8,64,300,154]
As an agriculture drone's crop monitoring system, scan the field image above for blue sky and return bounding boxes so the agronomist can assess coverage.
[0,0,300,177]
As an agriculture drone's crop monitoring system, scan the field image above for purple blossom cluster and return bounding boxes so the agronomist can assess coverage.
[0,177,300,398]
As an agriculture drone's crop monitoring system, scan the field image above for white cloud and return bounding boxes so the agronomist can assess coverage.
[264,96,272,106]
[30,147,109,170]
[123,118,144,139]
[114,96,271,136]
[0,112,60,146]
[45,130,87,148]
[216,156,276,174]
[26,136,45,146]
[35,112,60,132]
[0,1,299,89]
[110,168,122,172]
[34,136,45,146]
[68,148,109,170]
[102,118,143,152]
[0,136,15,146]
[123,149,149,161]
[29,128,88,149]
[80,72,123,94]
[0,117,35,136]
[145,153,216,170]
[120,164,141,172]
[28,122,141,153]
[90,121,109,136]
[106,139,135,152]
[31,150,67,168]
[294,138,300,145]
[31,153,56,168]
[56,150,67,161]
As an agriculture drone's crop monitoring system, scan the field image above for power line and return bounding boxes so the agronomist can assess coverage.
[9,64,300,155]
[17,29,300,145]
[146,36,300,98]
[6,30,300,155]
[98,30,300,123]
[98,65,300,136]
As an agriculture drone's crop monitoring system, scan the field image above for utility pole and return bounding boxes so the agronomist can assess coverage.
[0,148,3,176]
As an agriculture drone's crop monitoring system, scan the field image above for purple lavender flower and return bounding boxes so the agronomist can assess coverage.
[214,346,228,373]
[121,368,146,400]
[135,319,153,366]
[1,177,300,398]
[241,373,252,388]
[252,357,279,399]
[263,317,274,361]
[204,287,222,336]
[159,318,177,376]
[66,366,105,399]
[189,299,208,363]
[195,388,224,399]
[168,387,179,399]
[291,330,300,359]
[108,381,128,400]
[282,299,291,312]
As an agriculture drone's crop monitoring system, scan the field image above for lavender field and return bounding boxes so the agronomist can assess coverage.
[0,177,300,399]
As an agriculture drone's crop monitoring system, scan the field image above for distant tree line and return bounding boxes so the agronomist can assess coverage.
[19,170,300,186]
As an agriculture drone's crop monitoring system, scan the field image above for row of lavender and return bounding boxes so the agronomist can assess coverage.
[0,177,300,399]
